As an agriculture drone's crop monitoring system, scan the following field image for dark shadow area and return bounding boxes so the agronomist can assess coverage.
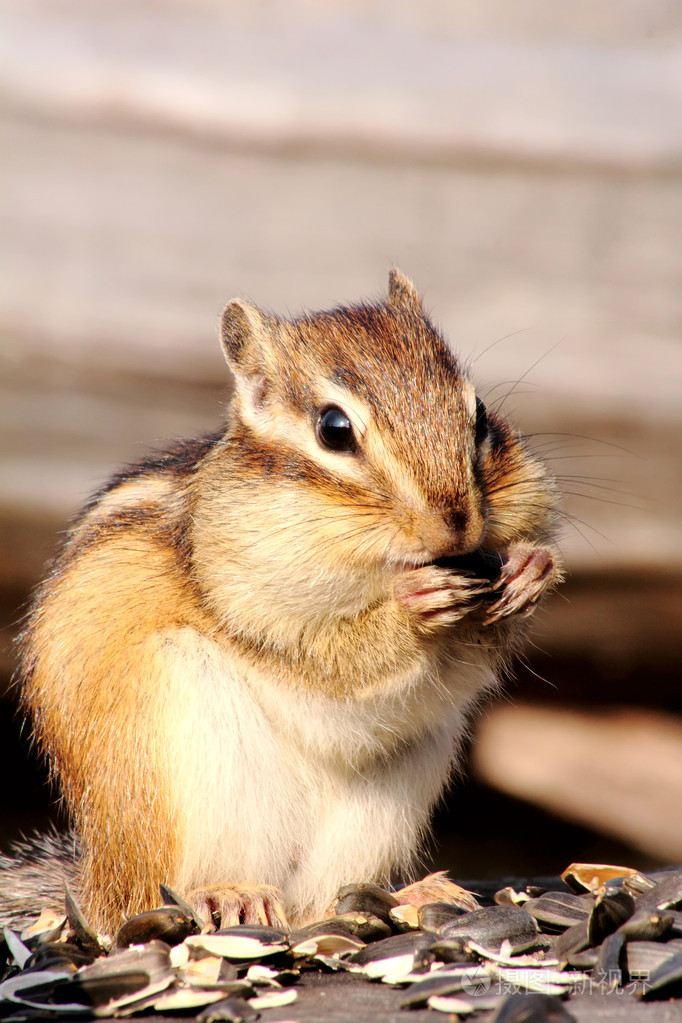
[0,700,55,848]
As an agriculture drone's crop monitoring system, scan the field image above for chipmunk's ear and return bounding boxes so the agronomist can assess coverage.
[387,268,423,314]
[220,299,278,381]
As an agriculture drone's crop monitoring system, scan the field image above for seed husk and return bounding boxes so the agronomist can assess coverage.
[186,926,289,961]
[389,904,421,930]
[494,887,530,907]
[552,920,590,961]
[177,954,242,987]
[0,969,77,1010]
[21,909,66,944]
[288,916,360,945]
[634,871,682,913]
[594,931,625,990]
[197,995,259,1022]
[356,931,435,981]
[638,948,682,1000]
[426,993,477,1014]
[42,941,174,1010]
[63,885,104,958]
[248,986,297,1009]
[350,930,434,967]
[25,941,95,972]
[3,928,32,969]
[399,965,491,1007]
[524,892,590,933]
[587,887,635,945]
[567,948,599,970]
[561,863,640,895]
[288,920,366,957]
[291,931,364,957]
[440,906,539,953]
[151,987,227,1012]
[424,937,473,965]
[159,883,209,932]
[621,873,658,897]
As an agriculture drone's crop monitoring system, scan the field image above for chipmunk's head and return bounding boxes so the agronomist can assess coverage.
[198,270,557,629]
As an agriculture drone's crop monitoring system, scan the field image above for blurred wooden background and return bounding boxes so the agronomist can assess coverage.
[1,0,681,875]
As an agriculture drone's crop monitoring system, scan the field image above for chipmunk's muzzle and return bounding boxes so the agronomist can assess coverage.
[413,501,486,561]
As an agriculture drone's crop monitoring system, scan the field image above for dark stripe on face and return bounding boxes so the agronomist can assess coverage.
[487,416,509,456]
[234,433,376,507]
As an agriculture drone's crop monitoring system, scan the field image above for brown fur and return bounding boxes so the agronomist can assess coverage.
[14,270,562,933]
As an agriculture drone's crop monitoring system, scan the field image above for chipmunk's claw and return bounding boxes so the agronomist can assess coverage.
[188,883,288,931]
[395,565,488,631]
[484,543,557,625]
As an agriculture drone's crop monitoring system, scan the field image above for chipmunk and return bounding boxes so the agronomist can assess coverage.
[6,269,561,935]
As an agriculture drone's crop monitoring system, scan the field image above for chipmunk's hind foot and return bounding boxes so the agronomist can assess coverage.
[188,883,288,930]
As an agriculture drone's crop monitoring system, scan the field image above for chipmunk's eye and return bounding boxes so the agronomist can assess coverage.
[316,406,357,453]
[474,397,489,447]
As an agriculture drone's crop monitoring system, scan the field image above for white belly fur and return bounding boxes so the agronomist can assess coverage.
[159,626,495,920]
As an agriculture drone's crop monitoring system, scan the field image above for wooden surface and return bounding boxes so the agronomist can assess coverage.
[124,971,682,1023]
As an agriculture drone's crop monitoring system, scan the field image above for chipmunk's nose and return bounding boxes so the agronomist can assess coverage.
[417,503,485,559]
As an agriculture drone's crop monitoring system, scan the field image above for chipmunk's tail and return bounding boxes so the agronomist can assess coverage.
[0,827,78,931]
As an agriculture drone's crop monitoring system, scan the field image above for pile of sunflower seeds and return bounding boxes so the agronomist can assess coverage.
[2,862,682,1020]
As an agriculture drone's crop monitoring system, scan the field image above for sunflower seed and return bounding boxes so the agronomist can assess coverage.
[491,991,576,1022]
[587,887,635,945]
[116,906,196,948]
[627,940,680,978]
[440,906,539,953]
[418,902,468,933]
[617,909,673,942]
[332,882,399,925]
[335,911,392,942]
[525,892,590,933]
[638,947,682,1000]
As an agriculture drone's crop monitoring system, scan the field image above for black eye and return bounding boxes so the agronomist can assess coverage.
[474,397,489,446]
[316,406,357,453]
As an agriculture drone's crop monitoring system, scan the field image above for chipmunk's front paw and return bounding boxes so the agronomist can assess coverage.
[395,565,487,631]
[485,543,559,625]
[188,883,288,930]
